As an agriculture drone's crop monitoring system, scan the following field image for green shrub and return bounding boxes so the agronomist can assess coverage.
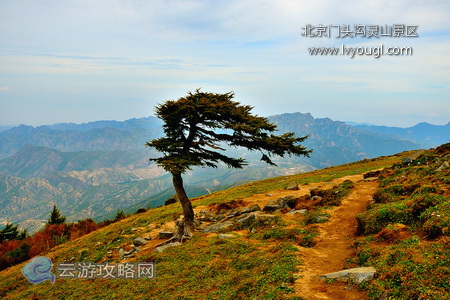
[356,201,412,235]
[304,209,330,225]
[408,194,446,219]
[420,202,450,238]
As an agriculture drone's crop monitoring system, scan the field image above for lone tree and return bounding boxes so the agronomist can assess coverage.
[46,205,66,226]
[146,89,311,242]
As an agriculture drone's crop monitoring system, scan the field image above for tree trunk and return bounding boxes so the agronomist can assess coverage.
[171,172,195,241]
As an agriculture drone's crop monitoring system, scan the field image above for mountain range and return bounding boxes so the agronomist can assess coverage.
[0,112,447,232]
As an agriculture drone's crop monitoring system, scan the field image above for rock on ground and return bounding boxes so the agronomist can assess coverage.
[154,242,182,253]
[319,267,376,284]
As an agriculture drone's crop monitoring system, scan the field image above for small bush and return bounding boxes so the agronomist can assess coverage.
[304,209,330,225]
[356,201,412,235]
[420,202,450,238]
[408,194,446,219]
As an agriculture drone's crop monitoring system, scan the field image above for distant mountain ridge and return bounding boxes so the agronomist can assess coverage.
[0,112,446,233]
[355,122,450,148]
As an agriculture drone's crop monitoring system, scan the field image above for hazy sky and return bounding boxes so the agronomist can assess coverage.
[0,0,449,127]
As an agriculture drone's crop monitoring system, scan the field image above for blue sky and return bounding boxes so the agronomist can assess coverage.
[0,0,449,127]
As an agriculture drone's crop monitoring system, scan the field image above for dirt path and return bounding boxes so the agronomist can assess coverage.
[292,174,379,300]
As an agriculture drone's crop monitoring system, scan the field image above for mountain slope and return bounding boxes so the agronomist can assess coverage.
[0,145,150,178]
[269,113,420,167]
[0,149,413,299]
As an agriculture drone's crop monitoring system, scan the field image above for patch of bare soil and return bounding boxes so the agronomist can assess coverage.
[293,174,379,300]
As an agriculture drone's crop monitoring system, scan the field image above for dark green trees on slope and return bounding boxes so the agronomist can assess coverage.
[146,89,311,241]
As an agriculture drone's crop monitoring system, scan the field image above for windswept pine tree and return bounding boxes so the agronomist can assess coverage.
[147,89,311,241]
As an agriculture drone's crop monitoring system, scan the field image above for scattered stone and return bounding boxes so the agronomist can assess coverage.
[278,196,296,208]
[285,181,300,190]
[363,177,378,182]
[248,204,261,212]
[118,248,125,259]
[143,235,152,241]
[219,209,228,215]
[217,233,235,239]
[311,195,323,202]
[203,222,234,233]
[131,228,137,231]
[436,161,449,172]
[286,209,307,215]
[158,231,174,239]
[402,158,413,166]
[236,213,256,226]
[133,237,148,247]
[266,193,274,197]
[363,170,381,179]
[241,207,251,214]
[262,199,282,212]
[319,267,376,284]
[227,209,240,217]
[195,210,214,221]
[315,215,329,223]
[154,242,182,253]
[214,214,225,221]
[124,248,136,258]
[255,214,277,224]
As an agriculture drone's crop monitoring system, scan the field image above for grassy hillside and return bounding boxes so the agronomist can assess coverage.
[0,150,433,299]
[349,144,450,299]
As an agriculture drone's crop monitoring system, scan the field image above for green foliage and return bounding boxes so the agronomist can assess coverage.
[0,223,28,242]
[304,209,330,225]
[46,204,66,226]
[420,202,450,238]
[312,179,355,206]
[146,89,311,174]
[357,201,412,235]
[114,209,126,222]
[352,145,450,299]
[408,193,446,219]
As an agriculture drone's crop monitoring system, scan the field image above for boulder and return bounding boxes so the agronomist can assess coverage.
[285,181,300,190]
[154,242,182,253]
[158,231,174,239]
[214,214,226,221]
[278,196,296,208]
[217,233,235,239]
[248,204,261,212]
[236,213,256,226]
[263,200,281,212]
[286,209,307,215]
[227,209,240,217]
[133,237,148,247]
[203,221,234,233]
[255,214,277,224]
[319,267,376,284]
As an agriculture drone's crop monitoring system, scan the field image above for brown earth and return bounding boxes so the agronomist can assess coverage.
[123,173,379,299]
[293,174,378,300]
